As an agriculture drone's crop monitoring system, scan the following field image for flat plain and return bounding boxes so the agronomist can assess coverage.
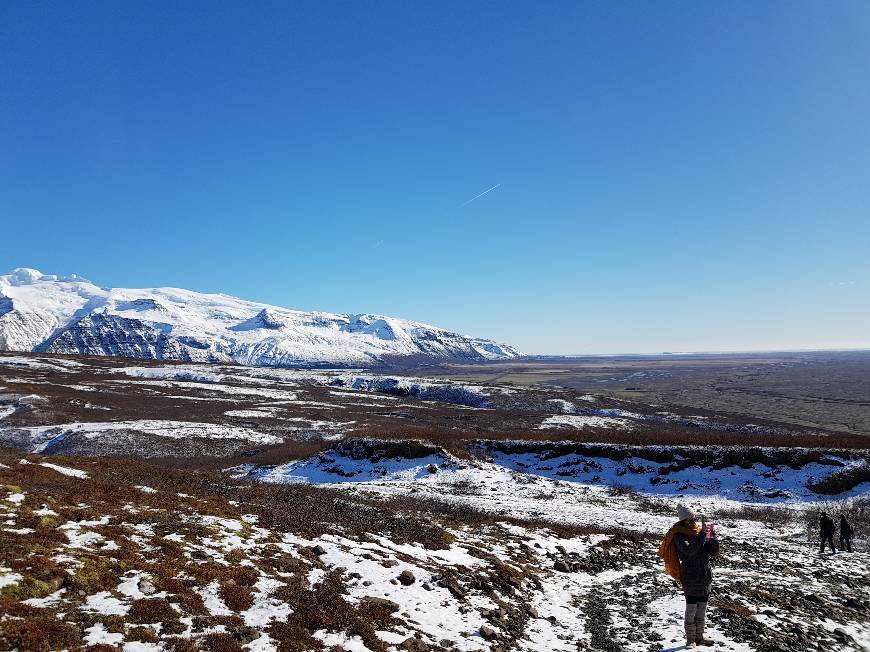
[416,351,870,436]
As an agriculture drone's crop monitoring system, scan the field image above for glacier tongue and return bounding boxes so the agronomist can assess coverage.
[0,268,520,367]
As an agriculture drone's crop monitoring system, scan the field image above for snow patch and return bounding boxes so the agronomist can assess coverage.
[539,414,634,430]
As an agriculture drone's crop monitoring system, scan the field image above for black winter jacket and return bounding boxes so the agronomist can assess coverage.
[674,531,719,597]
[840,517,853,538]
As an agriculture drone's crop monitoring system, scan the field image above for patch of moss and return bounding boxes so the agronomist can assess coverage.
[38,514,63,528]
[0,575,53,600]
[71,556,122,594]
[439,530,457,545]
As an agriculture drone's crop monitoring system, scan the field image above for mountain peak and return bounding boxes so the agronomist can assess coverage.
[231,308,289,332]
[2,268,91,287]
[5,268,44,285]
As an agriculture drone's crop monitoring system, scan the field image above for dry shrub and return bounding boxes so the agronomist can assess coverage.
[810,464,870,495]
[128,598,178,624]
[0,596,45,619]
[201,633,244,652]
[268,573,394,652]
[594,528,654,549]
[713,504,796,529]
[128,626,161,642]
[153,578,207,616]
[606,481,638,497]
[160,637,199,652]
[0,618,82,650]
[713,598,755,617]
[267,621,317,652]
[219,583,253,612]
[349,418,870,450]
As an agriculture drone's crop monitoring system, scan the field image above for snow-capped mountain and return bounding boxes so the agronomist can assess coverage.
[0,268,520,366]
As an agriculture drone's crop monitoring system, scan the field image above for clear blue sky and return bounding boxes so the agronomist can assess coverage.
[2,1,869,354]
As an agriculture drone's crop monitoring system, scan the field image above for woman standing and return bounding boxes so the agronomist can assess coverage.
[658,505,720,648]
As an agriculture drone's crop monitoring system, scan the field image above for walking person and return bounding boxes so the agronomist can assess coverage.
[658,505,720,648]
[839,514,854,552]
[820,512,836,554]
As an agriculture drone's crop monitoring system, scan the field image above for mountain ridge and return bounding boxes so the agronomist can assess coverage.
[0,268,520,367]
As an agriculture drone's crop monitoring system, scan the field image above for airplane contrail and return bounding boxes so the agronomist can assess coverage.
[461,183,501,206]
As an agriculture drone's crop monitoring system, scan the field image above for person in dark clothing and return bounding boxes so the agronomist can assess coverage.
[820,513,836,554]
[672,505,720,648]
[839,514,853,552]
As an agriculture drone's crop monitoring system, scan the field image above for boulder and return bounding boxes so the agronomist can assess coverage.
[480,624,498,640]
[138,578,157,595]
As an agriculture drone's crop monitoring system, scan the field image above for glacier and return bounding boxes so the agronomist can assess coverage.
[0,268,520,367]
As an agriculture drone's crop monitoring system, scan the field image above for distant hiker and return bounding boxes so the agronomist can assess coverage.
[839,514,854,552]
[820,513,836,554]
[658,504,719,648]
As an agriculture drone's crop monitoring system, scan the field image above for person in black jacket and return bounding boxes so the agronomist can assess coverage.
[839,514,853,552]
[673,505,720,648]
[820,513,836,554]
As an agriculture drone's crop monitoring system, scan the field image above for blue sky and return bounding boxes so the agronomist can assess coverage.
[2,1,869,354]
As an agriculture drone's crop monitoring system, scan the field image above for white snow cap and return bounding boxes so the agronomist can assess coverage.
[677,504,696,521]
[2,268,90,286]
[5,268,44,285]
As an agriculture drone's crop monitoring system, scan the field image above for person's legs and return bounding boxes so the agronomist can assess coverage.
[846,536,853,553]
[695,599,713,645]
[684,597,699,645]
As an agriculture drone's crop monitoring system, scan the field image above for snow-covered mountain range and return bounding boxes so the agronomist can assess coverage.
[0,268,520,366]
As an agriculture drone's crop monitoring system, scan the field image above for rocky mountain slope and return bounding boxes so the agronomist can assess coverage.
[0,269,519,367]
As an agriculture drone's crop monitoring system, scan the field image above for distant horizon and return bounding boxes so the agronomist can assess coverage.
[525,347,870,358]
[3,265,869,357]
[2,3,868,355]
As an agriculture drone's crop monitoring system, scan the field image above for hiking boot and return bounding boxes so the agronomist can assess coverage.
[697,636,714,646]
[686,643,697,649]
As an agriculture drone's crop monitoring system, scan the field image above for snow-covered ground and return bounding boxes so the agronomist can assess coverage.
[238,440,870,508]
[238,447,870,651]
[2,447,868,652]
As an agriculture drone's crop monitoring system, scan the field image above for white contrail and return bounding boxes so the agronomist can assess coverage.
[461,183,501,206]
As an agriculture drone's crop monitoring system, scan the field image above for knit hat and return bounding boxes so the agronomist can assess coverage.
[677,504,696,521]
